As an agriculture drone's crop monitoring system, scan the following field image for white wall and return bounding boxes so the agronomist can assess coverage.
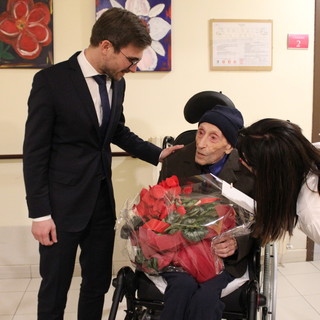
[0,0,315,274]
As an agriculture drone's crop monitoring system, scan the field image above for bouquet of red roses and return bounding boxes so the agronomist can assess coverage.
[119,174,254,283]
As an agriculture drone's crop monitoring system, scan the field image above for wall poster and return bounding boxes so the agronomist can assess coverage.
[210,19,273,71]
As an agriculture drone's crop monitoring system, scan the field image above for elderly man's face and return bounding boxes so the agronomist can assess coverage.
[195,122,233,166]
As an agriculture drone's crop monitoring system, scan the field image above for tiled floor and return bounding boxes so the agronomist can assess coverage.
[1,261,320,320]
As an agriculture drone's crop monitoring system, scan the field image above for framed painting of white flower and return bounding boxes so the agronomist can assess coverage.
[96,0,172,71]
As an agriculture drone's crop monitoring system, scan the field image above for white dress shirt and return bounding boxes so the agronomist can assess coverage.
[77,50,113,125]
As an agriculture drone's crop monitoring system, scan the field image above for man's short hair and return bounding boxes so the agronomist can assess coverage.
[90,7,151,51]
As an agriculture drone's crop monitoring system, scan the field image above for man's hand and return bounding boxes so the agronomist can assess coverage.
[32,219,58,246]
[211,235,238,258]
[159,144,184,162]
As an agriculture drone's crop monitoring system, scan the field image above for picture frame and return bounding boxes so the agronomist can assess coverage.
[209,19,273,71]
[0,0,53,69]
[96,0,172,71]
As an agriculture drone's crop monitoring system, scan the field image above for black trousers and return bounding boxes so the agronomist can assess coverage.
[160,270,234,320]
[37,180,115,320]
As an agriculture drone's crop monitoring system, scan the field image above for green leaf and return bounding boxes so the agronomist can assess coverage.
[0,42,15,61]
[2,51,15,60]
[147,257,158,271]
[164,211,181,224]
[135,248,146,264]
[182,227,208,242]
[180,198,198,208]
[166,227,180,234]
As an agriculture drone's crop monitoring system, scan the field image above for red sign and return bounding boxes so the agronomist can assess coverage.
[287,34,309,49]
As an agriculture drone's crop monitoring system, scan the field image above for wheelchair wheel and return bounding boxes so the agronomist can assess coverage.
[259,243,278,320]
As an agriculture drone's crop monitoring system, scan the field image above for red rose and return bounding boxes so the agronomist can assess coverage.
[149,185,167,199]
[159,175,179,189]
[182,186,193,194]
[176,205,186,215]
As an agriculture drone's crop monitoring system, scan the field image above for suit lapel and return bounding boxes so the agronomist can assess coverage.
[108,80,118,130]
[66,53,126,144]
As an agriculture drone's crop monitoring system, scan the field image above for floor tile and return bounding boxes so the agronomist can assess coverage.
[64,313,77,320]
[64,289,79,313]
[312,260,320,270]
[15,291,37,315]
[304,294,320,313]
[0,292,24,315]
[12,315,35,320]
[278,261,320,275]
[25,278,40,292]
[276,296,320,320]
[276,272,300,298]
[7,262,320,319]
[102,304,127,320]
[285,272,320,295]
[0,279,30,292]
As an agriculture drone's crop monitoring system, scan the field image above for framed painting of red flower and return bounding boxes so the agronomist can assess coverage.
[0,0,53,68]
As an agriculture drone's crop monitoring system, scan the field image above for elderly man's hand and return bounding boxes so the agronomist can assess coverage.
[211,235,238,258]
[159,144,184,162]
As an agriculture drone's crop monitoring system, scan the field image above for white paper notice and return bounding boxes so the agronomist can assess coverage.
[210,20,273,69]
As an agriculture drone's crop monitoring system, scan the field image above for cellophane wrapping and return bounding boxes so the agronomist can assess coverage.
[118,174,254,283]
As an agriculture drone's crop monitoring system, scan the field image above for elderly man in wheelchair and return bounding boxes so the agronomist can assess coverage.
[156,93,254,320]
[109,91,275,320]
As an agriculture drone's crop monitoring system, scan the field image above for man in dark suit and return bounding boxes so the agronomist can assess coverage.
[158,102,255,320]
[23,8,181,320]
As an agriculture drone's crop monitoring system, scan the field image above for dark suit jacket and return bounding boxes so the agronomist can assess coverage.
[23,52,161,232]
[158,141,255,278]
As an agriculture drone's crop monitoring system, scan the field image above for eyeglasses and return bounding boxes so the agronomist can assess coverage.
[119,50,141,68]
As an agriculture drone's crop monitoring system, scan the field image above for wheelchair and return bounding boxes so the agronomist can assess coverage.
[108,242,277,320]
[108,91,278,320]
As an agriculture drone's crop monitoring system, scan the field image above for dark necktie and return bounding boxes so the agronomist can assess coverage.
[93,75,110,136]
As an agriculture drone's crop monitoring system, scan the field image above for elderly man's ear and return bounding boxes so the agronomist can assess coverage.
[225,144,233,154]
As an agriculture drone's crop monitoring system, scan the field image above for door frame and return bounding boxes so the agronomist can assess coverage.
[309,0,320,261]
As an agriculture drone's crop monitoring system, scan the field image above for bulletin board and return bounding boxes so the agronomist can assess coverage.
[209,19,273,71]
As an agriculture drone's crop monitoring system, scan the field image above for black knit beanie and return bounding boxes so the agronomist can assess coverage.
[198,105,244,147]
